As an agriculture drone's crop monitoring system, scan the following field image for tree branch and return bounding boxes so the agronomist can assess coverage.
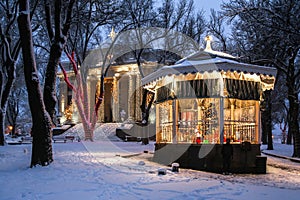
[62,0,76,36]
[44,0,54,42]
[58,63,76,91]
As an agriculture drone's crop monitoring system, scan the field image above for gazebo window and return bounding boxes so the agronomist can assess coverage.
[177,98,220,143]
[157,100,173,143]
[156,96,259,144]
[224,99,259,143]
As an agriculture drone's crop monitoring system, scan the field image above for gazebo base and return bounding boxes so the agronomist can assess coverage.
[153,143,266,174]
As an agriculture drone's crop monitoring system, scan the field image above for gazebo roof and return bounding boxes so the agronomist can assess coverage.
[142,50,277,85]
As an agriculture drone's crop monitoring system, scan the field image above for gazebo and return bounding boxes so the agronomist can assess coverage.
[142,39,277,173]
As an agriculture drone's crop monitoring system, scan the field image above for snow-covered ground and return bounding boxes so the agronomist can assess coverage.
[1,124,300,200]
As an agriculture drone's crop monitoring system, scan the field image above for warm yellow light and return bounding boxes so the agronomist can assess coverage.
[205,35,212,41]
[64,102,73,120]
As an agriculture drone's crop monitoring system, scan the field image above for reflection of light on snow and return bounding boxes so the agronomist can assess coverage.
[82,139,156,174]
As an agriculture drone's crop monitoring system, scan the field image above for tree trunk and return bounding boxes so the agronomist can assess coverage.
[288,84,300,157]
[0,45,18,146]
[286,103,293,144]
[261,90,273,149]
[43,0,75,125]
[267,94,273,150]
[18,0,53,167]
[260,110,268,145]
[0,110,5,146]
[140,89,155,125]
[260,92,268,145]
[286,127,293,144]
[286,50,300,157]
[43,43,64,125]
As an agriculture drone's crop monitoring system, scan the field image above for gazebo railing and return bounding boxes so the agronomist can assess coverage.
[158,120,257,144]
[224,122,256,143]
[177,120,219,143]
[160,122,173,142]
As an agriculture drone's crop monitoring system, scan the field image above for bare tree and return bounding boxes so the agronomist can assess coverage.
[222,0,300,156]
[43,0,76,126]
[6,88,22,136]
[59,50,102,141]
[119,0,206,125]
[64,0,121,124]
[0,1,21,145]
[54,0,206,140]
[208,9,228,52]
[18,0,53,167]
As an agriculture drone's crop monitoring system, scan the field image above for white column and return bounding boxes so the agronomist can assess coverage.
[112,76,119,122]
[98,79,105,122]
[127,72,134,122]
[135,73,141,121]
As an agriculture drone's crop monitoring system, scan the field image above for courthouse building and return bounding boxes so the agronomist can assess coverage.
[57,47,178,124]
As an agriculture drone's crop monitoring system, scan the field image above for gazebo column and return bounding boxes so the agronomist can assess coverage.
[255,101,260,143]
[230,99,235,139]
[172,100,177,144]
[219,97,224,144]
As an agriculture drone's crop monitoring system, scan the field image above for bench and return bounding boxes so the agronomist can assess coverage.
[52,135,75,143]
[21,136,32,144]
[125,136,141,142]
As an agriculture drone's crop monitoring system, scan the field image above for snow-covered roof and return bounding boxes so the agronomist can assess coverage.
[142,50,277,85]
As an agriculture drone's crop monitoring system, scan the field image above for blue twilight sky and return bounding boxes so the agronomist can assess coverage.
[194,0,225,18]
[195,0,231,36]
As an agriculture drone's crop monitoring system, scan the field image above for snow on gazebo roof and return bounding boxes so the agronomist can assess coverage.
[142,37,277,86]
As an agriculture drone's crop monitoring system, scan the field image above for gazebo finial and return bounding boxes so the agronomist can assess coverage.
[109,27,116,40]
[205,35,212,51]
